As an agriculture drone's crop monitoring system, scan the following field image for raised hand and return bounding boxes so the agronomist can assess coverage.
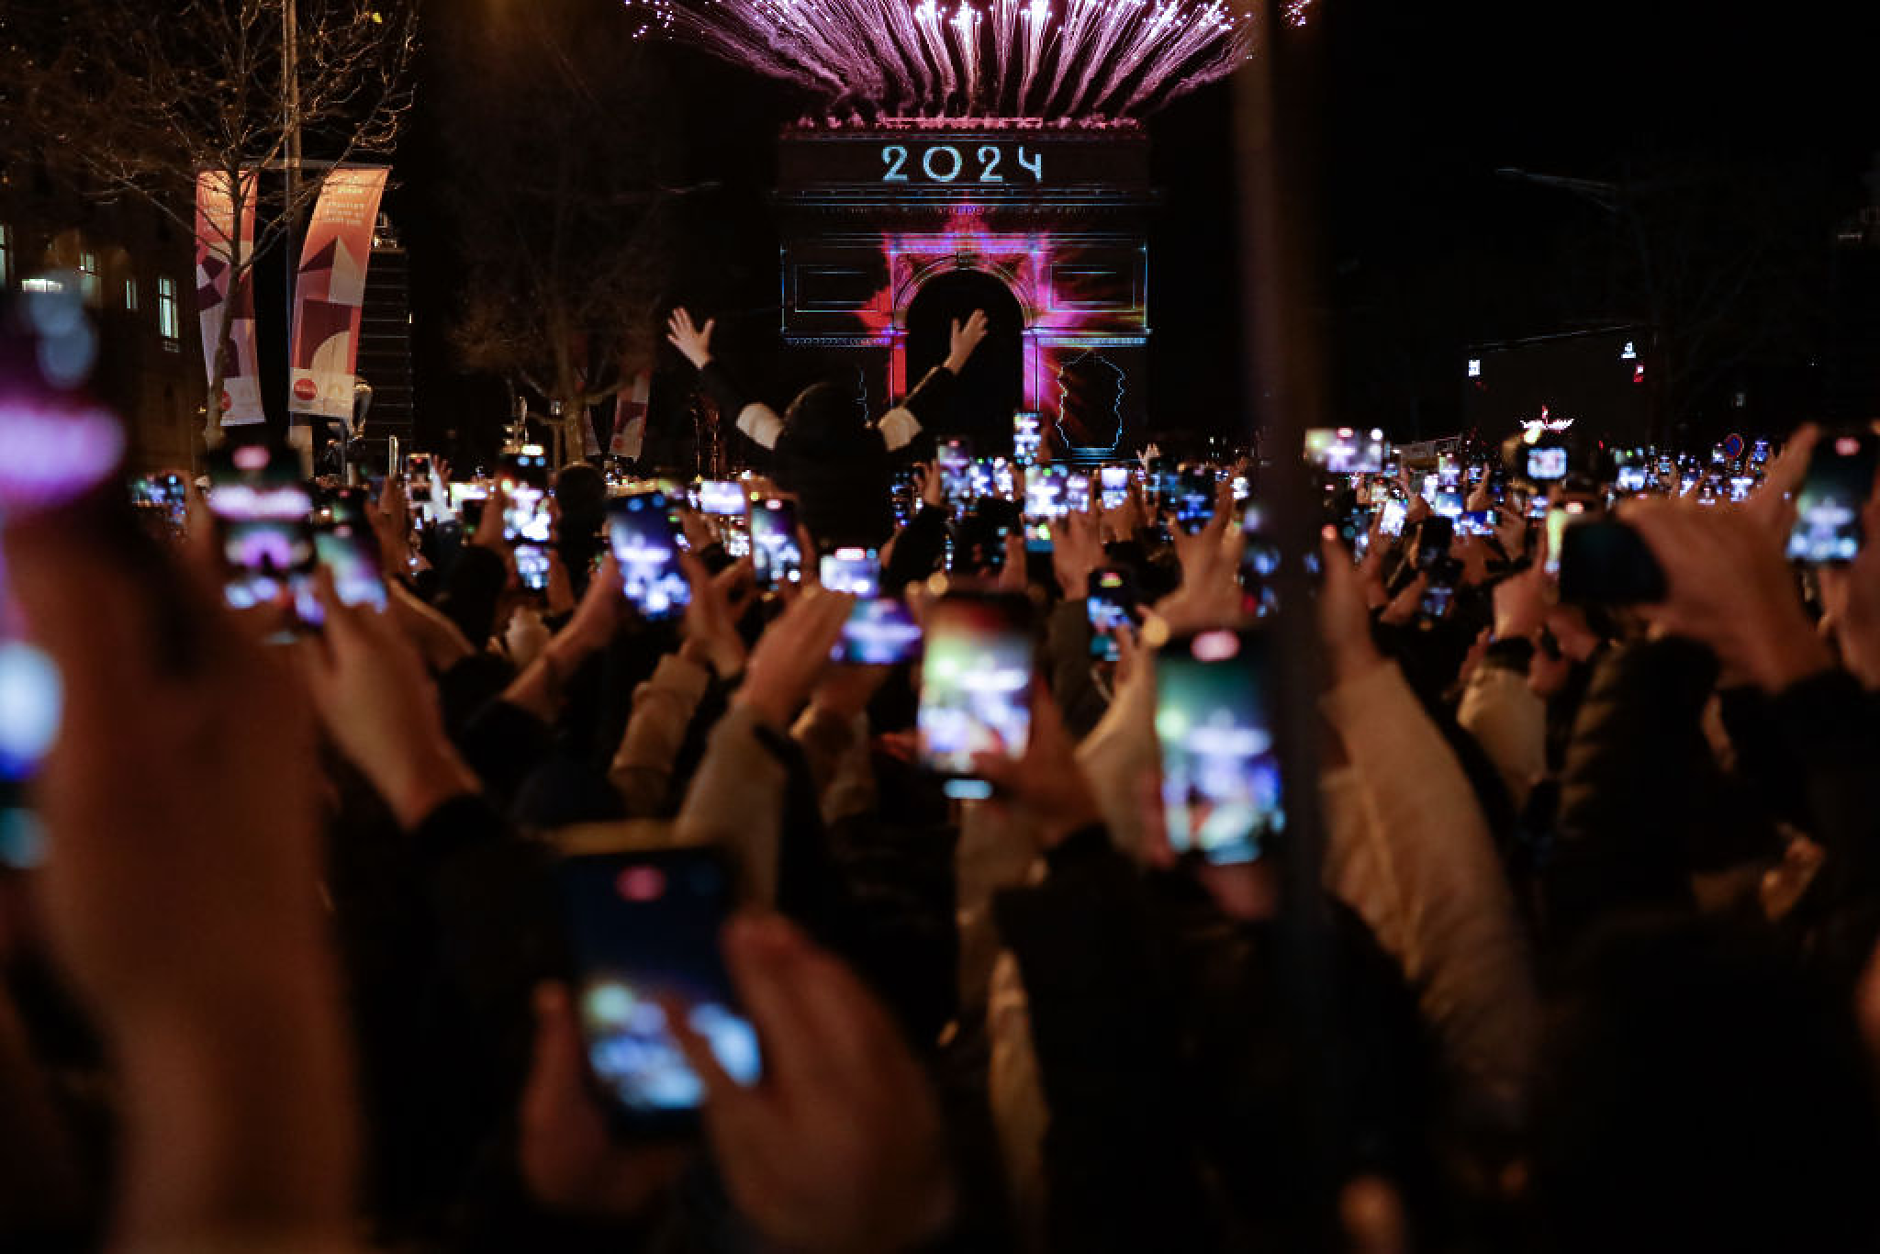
[1051,507,1105,600]
[735,587,856,730]
[667,307,716,370]
[682,553,754,681]
[944,309,990,374]
[672,915,956,1253]
[298,572,480,829]
[1623,496,1831,692]
[1317,527,1388,685]
[969,683,1105,850]
[518,983,689,1217]
[7,487,357,1247]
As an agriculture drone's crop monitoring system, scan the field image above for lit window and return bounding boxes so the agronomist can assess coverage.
[156,275,180,345]
[124,276,138,312]
[77,251,99,302]
[21,275,62,294]
[0,224,10,287]
[1466,358,1482,378]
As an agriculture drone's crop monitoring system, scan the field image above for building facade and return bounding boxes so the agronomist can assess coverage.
[0,162,203,470]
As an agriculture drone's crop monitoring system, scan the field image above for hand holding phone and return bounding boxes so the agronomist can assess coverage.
[556,849,760,1135]
[917,591,1034,799]
[1156,627,1282,865]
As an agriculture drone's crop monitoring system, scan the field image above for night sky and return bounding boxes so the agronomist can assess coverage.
[390,0,1880,456]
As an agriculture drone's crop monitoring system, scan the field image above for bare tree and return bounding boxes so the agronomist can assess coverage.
[4,0,417,447]
[438,0,685,463]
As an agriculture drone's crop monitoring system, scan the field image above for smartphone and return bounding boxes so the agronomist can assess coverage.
[1786,430,1878,565]
[750,497,803,591]
[834,596,924,664]
[301,524,389,625]
[1378,498,1408,537]
[1065,471,1092,514]
[695,479,746,517]
[210,444,316,619]
[405,452,433,505]
[1457,509,1498,537]
[1013,412,1042,465]
[516,544,552,593]
[1414,515,1454,569]
[1155,627,1282,866]
[608,491,690,620]
[556,848,760,1136]
[1087,567,1138,662]
[1099,465,1130,511]
[1174,466,1215,534]
[1543,501,1586,578]
[938,439,974,506]
[1615,463,1648,493]
[1526,444,1569,482]
[1557,518,1667,605]
[918,591,1034,800]
[502,442,551,492]
[819,547,880,597]
[1304,427,1387,475]
[1431,488,1465,520]
[504,486,553,546]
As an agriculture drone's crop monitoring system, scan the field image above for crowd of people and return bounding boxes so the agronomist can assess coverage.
[7,303,1880,1254]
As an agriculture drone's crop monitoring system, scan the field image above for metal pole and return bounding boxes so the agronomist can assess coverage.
[1235,3,1339,1245]
[283,0,303,462]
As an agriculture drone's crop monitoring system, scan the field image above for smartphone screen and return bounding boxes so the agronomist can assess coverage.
[819,547,880,596]
[1458,509,1498,536]
[750,498,802,591]
[1787,430,1878,565]
[556,849,760,1134]
[502,443,550,492]
[1156,628,1281,866]
[1304,427,1387,474]
[210,444,316,616]
[504,486,553,545]
[1174,466,1215,534]
[1013,412,1042,465]
[516,544,552,593]
[405,452,433,505]
[918,591,1034,799]
[1099,465,1130,511]
[834,597,923,664]
[695,480,746,517]
[1064,472,1091,514]
[307,525,388,622]
[1527,445,1569,482]
[608,491,689,620]
[938,439,973,506]
[1087,567,1137,661]
[1378,498,1408,537]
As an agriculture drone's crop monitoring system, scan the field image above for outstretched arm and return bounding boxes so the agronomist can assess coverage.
[877,309,990,451]
[669,306,786,449]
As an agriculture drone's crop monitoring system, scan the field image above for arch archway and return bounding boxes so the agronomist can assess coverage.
[904,268,1025,449]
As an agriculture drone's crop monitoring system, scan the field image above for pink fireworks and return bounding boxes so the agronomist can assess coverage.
[624,0,1259,121]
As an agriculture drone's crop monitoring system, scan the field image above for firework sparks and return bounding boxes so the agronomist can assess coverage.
[624,0,1260,121]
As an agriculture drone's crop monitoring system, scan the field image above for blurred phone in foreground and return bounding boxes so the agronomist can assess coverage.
[556,848,761,1137]
[608,491,689,621]
[918,590,1034,800]
[1557,518,1666,606]
[750,497,803,591]
[1787,429,1878,565]
[209,443,316,622]
[1155,627,1282,865]
[299,525,388,625]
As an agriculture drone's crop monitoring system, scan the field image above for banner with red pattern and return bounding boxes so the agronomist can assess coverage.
[288,167,388,420]
[193,169,262,426]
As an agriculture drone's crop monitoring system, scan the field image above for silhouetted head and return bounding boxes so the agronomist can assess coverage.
[783,378,868,451]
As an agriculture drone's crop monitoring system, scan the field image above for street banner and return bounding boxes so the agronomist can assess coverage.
[610,370,652,460]
[288,167,389,420]
[193,170,263,426]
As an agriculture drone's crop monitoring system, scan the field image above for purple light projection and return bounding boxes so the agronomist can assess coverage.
[623,0,1263,122]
